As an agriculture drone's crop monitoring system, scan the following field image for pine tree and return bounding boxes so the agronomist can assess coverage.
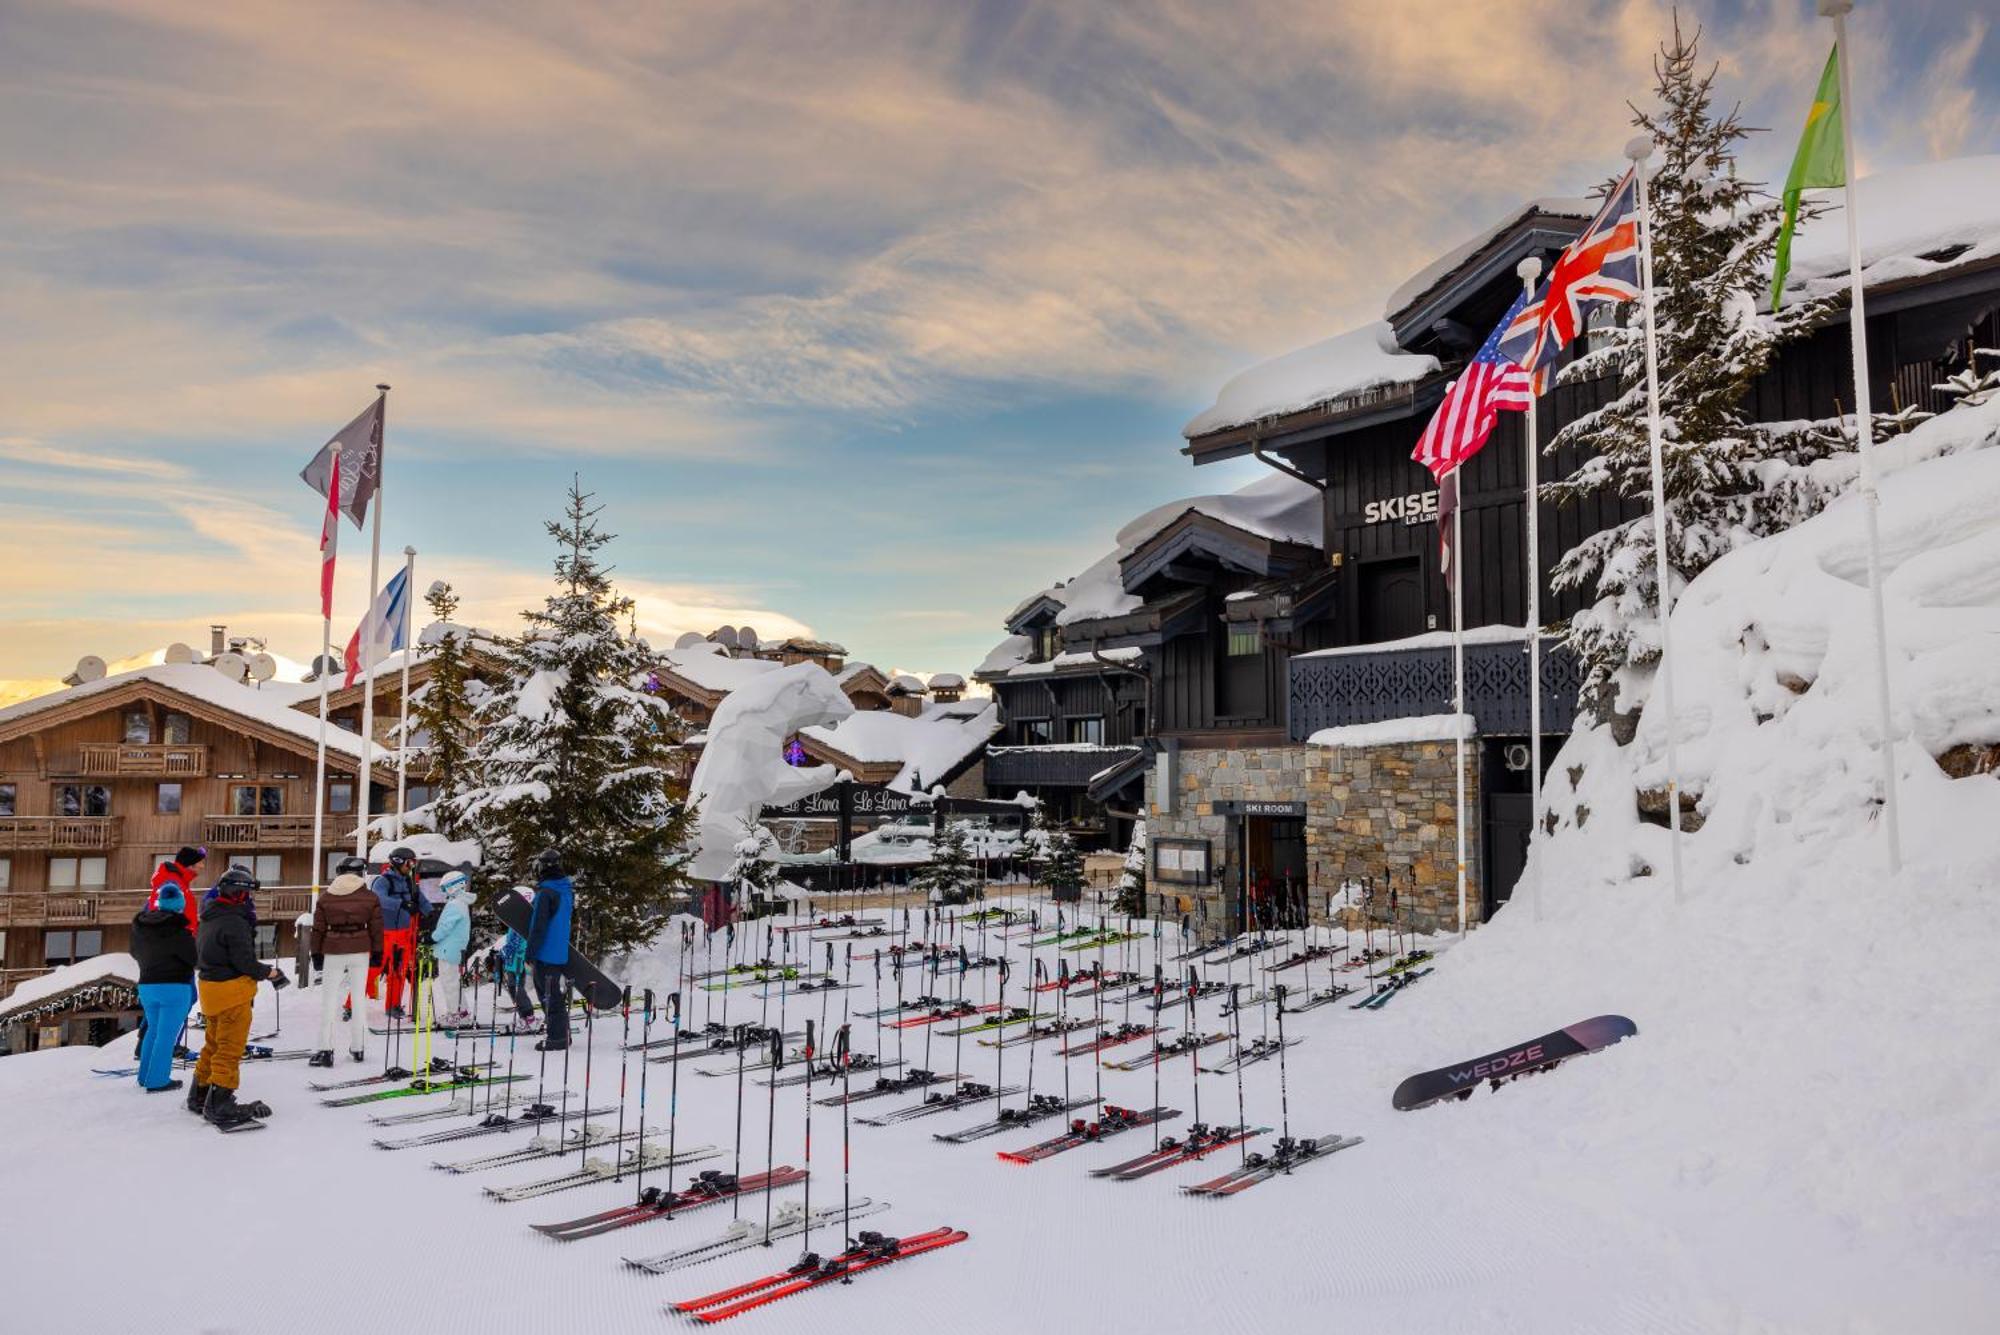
[729,817,785,913]
[1113,819,1147,918]
[459,479,695,954]
[912,821,982,906]
[1544,17,1829,710]
[1041,825,1087,905]
[407,580,481,839]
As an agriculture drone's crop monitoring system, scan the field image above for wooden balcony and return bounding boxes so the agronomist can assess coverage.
[203,814,356,849]
[0,817,124,851]
[73,742,209,778]
[0,890,149,928]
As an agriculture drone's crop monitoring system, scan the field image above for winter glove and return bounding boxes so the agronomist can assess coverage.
[369,951,383,969]
[311,952,325,972]
[268,969,291,991]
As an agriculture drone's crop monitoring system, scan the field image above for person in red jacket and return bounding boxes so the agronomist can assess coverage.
[148,846,207,935]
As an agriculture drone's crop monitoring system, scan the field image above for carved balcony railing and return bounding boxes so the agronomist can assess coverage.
[1288,636,1581,741]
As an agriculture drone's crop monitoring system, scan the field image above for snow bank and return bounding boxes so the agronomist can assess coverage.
[1296,624,1536,658]
[686,662,852,881]
[1307,715,1477,749]
[1183,321,1439,438]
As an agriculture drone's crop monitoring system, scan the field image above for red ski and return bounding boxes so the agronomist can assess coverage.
[886,1002,997,1029]
[1058,1022,1158,1058]
[672,1227,969,1322]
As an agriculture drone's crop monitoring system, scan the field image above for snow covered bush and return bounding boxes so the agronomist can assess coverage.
[458,480,696,953]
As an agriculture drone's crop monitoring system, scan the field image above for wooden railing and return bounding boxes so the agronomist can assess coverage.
[203,814,356,848]
[0,890,149,928]
[73,743,208,777]
[0,817,124,851]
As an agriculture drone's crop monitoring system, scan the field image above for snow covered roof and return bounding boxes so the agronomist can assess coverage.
[0,663,377,765]
[999,646,1144,679]
[1383,195,1596,321]
[656,644,785,698]
[800,700,1000,794]
[1776,154,2000,306]
[888,674,926,695]
[974,634,1033,680]
[928,673,966,691]
[1182,321,1440,440]
[0,953,138,1023]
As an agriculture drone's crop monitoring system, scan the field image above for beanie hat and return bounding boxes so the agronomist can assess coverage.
[175,845,207,868]
[156,884,186,912]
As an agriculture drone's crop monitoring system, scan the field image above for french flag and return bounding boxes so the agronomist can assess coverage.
[344,566,411,688]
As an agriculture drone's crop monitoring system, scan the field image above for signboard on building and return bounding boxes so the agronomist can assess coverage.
[1362,489,1439,526]
[764,783,917,821]
[1154,837,1211,885]
[1213,800,1307,818]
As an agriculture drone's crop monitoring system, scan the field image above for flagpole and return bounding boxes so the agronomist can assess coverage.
[310,444,340,914]
[1517,255,1545,924]
[355,384,390,864]
[1820,0,1903,874]
[1451,481,1468,938]
[1626,137,1685,903]
[395,545,416,840]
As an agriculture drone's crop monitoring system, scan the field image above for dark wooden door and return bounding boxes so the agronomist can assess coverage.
[1360,558,1424,642]
[1482,792,1532,919]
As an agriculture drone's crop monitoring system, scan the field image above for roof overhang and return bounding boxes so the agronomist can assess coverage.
[1119,511,1320,593]
[1183,373,1451,465]
[1005,595,1067,637]
[1387,212,1589,346]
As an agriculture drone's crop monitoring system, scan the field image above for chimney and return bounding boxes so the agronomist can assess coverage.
[210,625,227,657]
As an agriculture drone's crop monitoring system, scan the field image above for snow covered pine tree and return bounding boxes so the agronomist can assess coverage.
[1113,819,1147,918]
[1543,18,1830,717]
[728,818,785,914]
[912,821,981,906]
[1040,823,1087,905]
[459,479,696,954]
[405,579,484,840]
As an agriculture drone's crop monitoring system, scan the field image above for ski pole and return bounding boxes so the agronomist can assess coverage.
[1229,982,1247,1164]
[993,956,1009,1119]
[665,991,685,1214]
[731,1021,749,1219]
[1187,968,1202,1131]
[634,989,654,1198]
[1273,983,1293,1167]
[762,1028,782,1245]
[614,985,632,1180]
[1150,967,1163,1150]
[800,1019,816,1263]
[836,1023,853,1265]
[557,986,576,1152]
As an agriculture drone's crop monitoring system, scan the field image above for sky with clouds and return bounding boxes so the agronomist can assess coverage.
[2,0,1994,694]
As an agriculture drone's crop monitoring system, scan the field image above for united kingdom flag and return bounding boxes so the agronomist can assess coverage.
[1499,165,1642,387]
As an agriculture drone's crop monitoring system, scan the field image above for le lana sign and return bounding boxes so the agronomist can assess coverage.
[1363,489,1439,526]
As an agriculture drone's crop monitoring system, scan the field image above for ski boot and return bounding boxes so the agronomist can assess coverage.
[144,1078,185,1093]
[185,1081,211,1116]
[350,1048,367,1062]
[204,1086,265,1129]
[308,1051,335,1069]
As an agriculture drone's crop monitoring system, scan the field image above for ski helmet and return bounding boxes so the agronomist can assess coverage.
[533,847,564,880]
[335,855,367,876]
[387,846,417,869]
[214,866,259,899]
[438,869,471,899]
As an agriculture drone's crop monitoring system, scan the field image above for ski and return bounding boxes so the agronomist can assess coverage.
[856,1082,1021,1126]
[1182,1133,1363,1195]
[1218,988,1276,1016]
[978,1017,1094,1049]
[1057,930,1143,953]
[1283,983,1356,1013]
[1149,982,1226,1014]
[670,1227,969,1323]
[1355,967,1434,1009]
[758,1055,901,1089]
[932,1094,1099,1143]
[702,970,828,992]
[622,1198,890,1276]
[1101,1032,1227,1071]
[436,1123,631,1173]
[1059,1023,1157,1057]
[485,1142,721,1202]
[1378,950,1437,979]
[935,1007,1043,1037]
[1392,1014,1638,1111]
[310,1058,484,1092]
[1200,1037,1303,1074]
[531,1167,807,1241]
[373,1103,615,1148]
[693,1046,812,1078]
[1264,945,1341,973]
[885,1002,995,1029]
[1091,1124,1269,1180]
[1064,969,1140,999]
[647,1028,802,1064]
[996,1104,1180,1163]
[320,1073,529,1107]
[814,1068,961,1107]
[856,994,946,1019]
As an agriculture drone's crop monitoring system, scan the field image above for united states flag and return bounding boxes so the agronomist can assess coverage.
[1413,291,1535,575]
[1498,166,1641,388]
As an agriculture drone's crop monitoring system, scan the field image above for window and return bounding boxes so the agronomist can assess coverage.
[1018,719,1052,745]
[0,857,10,893]
[405,784,435,810]
[44,929,104,967]
[156,783,183,815]
[57,785,111,817]
[1130,708,1147,740]
[0,783,13,816]
[48,857,108,891]
[123,710,153,744]
[162,713,192,745]
[327,782,353,815]
[1226,627,1262,657]
[227,854,283,886]
[1066,717,1104,745]
[253,924,277,958]
[232,785,283,817]
[1036,627,1061,662]
[326,851,350,881]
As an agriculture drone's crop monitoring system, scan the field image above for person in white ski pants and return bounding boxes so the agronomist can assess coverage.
[430,870,474,1022]
[309,869,384,1063]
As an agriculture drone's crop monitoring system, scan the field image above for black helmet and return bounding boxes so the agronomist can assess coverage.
[387,846,417,868]
[215,866,259,897]
[533,847,564,880]
[336,855,367,876]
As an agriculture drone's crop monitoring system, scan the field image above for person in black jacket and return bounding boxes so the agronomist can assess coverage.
[130,884,197,1092]
[190,868,288,1127]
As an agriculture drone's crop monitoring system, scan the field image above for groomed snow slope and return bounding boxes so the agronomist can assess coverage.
[5,418,2000,1332]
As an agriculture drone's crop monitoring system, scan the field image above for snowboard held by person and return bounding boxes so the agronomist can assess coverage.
[310,863,384,1067]
[130,884,198,1093]
[191,868,289,1128]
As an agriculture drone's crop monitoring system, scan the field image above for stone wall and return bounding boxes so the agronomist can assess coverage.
[1147,740,1481,935]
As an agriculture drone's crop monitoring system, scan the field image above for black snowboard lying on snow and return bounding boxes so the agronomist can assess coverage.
[1392,1014,1638,1111]
[494,887,624,1010]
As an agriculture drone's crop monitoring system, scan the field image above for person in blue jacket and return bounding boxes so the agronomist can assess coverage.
[523,847,574,1051]
[430,869,473,1024]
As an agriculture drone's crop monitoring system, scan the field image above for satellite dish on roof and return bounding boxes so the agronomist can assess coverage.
[73,655,107,684]
[712,625,737,647]
[737,625,760,650]
[247,652,278,683]
[311,653,343,680]
[164,642,196,665]
[211,651,249,682]
[674,631,704,650]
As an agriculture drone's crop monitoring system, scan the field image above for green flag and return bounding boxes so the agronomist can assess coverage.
[1771,44,1845,312]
